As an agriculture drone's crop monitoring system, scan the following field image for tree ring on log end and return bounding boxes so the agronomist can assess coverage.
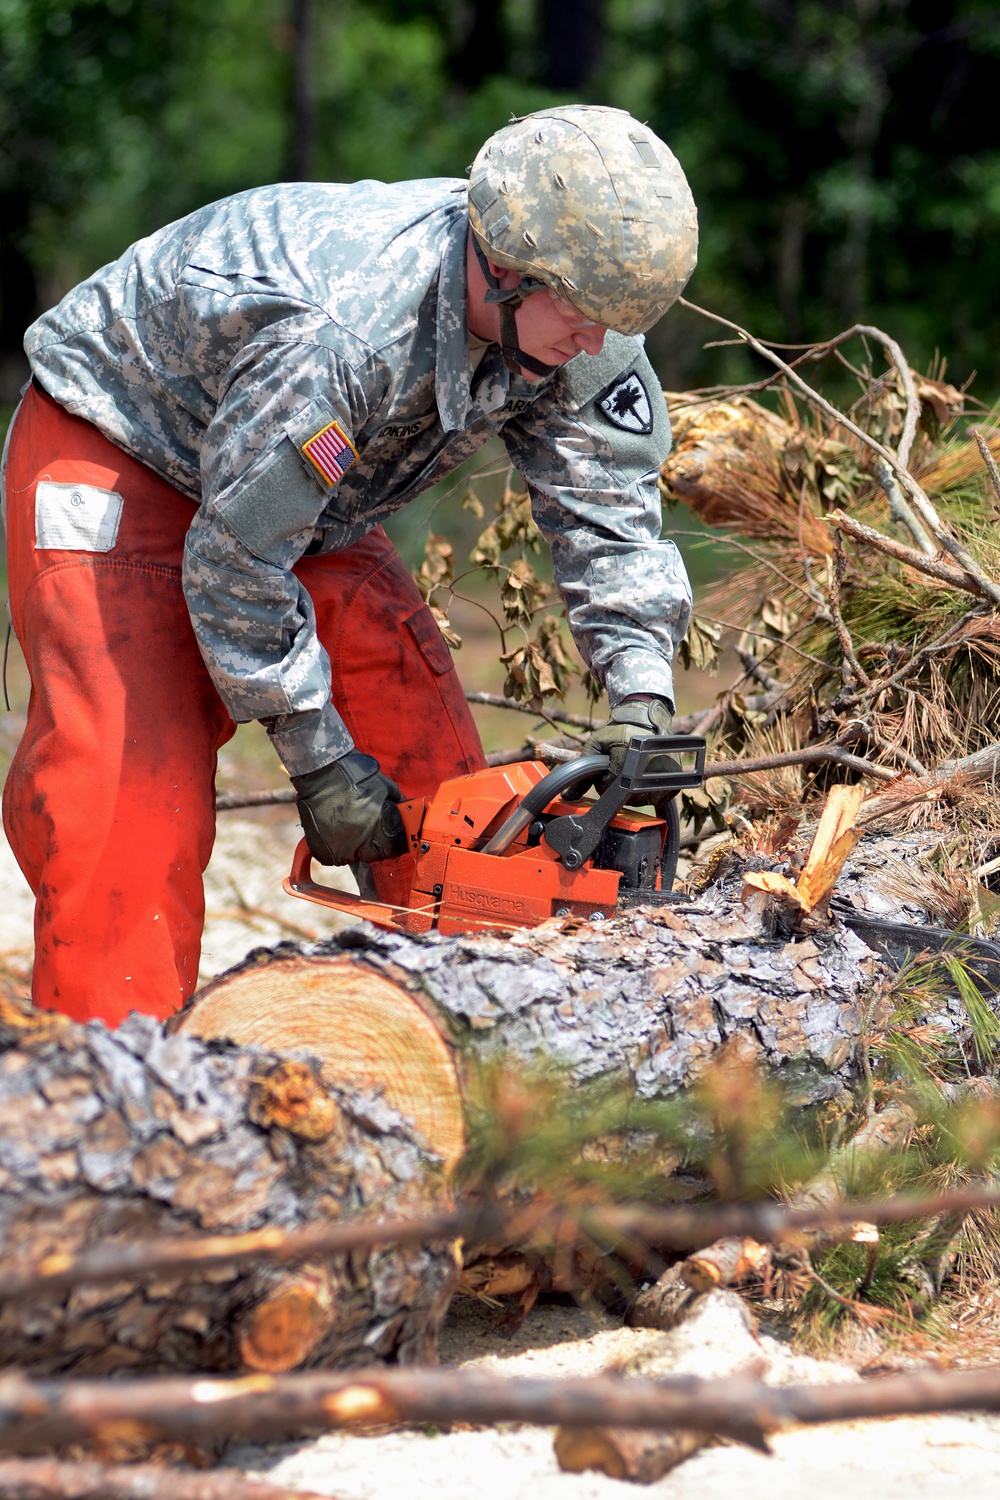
[177,956,465,1171]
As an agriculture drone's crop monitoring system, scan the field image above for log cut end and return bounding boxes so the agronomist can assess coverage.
[554,1427,630,1479]
[0,1002,460,1376]
[554,1425,700,1483]
[177,954,465,1171]
[237,1265,337,1373]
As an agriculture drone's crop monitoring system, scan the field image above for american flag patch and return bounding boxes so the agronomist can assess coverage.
[301,419,358,486]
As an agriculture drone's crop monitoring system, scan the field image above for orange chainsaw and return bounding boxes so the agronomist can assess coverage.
[285,735,706,937]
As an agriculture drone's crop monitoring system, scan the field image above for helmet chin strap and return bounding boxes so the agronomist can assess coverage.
[472,240,558,379]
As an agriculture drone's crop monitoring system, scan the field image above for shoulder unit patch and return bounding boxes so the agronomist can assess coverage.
[596,370,653,435]
[301,419,358,487]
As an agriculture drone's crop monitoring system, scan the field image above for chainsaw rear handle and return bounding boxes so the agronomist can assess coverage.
[481,735,706,862]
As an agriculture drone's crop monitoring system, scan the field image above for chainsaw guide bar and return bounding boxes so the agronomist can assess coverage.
[286,735,706,936]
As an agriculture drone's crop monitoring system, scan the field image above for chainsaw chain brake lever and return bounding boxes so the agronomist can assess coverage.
[480,735,706,866]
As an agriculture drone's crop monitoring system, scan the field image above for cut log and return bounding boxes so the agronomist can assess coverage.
[626,1264,694,1331]
[0,845,888,1379]
[0,998,458,1377]
[680,1236,770,1293]
[178,851,886,1167]
[176,950,466,1172]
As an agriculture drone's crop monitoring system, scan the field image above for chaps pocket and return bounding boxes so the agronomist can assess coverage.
[404,604,454,676]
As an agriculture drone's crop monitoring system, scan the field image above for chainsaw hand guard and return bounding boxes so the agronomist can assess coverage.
[541,735,705,871]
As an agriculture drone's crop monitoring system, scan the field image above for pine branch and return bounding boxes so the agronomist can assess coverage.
[679,298,1000,607]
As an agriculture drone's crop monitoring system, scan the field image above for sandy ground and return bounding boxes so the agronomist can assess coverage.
[229,1302,1000,1499]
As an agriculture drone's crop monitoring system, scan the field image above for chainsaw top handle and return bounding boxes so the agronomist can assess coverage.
[481,753,610,856]
[480,734,706,863]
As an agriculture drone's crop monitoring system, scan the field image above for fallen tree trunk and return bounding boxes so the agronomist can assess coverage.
[4,1361,1000,1454]
[0,826,893,1377]
[0,1001,457,1377]
[177,861,885,1172]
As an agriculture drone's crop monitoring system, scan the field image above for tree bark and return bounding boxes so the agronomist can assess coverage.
[0,999,457,1377]
[540,0,606,90]
[285,0,316,182]
[178,866,884,1164]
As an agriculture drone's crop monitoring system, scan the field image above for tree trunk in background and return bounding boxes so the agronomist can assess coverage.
[0,191,37,404]
[451,0,509,90]
[540,0,606,91]
[286,0,316,182]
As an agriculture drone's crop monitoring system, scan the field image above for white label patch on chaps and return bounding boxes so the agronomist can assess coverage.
[596,370,654,435]
[35,481,124,552]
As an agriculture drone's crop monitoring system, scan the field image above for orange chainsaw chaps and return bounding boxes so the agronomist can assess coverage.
[3,383,487,1024]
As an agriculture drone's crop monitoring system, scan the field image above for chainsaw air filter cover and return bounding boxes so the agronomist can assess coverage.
[595,823,662,890]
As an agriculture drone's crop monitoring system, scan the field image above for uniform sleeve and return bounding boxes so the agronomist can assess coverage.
[181,338,375,776]
[500,333,692,710]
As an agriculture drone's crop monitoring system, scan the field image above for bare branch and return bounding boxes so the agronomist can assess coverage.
[696,615,832,669]
[465,692,600,730]
[841,719,928,778]
[735,649,786,694]
[830,535,871,689]
[876,459,937,556]
[5,1362,1000,1454]
[0,1208,477,1303]
[485,740,898,780]
[486,744,575,767]
[705,744,896,782]
[9,1178,1000,1313]
[216,788,296,812]
[975,429,1000,512]
[827,510,991,599]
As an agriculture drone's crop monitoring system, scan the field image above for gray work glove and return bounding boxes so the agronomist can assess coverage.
[291,751,407,866]
[585,697,674,779]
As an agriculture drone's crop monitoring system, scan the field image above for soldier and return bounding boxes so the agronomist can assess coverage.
[2,104,697,1025]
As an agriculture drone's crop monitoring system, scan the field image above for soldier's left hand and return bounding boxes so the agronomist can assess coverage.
[584,696,674,779]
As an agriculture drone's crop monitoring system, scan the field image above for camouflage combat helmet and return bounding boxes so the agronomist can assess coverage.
[469,104,698,375]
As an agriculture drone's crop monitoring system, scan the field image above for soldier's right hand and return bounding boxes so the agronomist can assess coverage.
[291,751,407,866]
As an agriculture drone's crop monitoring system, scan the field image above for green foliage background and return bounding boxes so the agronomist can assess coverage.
[2,0,999,400]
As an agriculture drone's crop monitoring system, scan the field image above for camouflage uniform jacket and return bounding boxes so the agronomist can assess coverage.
[24,179,692,776]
